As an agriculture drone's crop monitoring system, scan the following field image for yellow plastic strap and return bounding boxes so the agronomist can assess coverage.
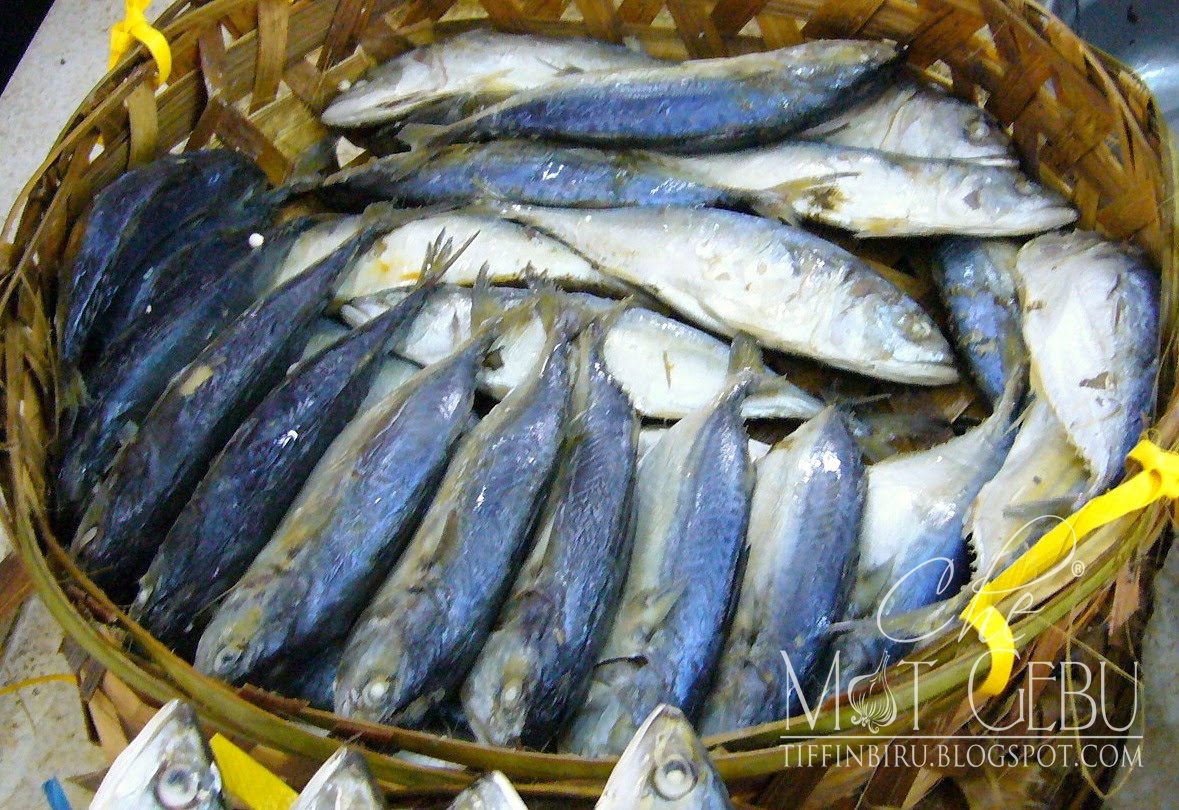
[209,734,298,810]
[961,439,1179,696]
[109,0,172,85]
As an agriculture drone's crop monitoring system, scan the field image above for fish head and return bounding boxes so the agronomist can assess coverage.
[461,634,540,747]
[449,772,529,810]
[944,169,1078,235]
[334,630,417,725]
[193,605,267,685]
[291,748,384,810]
[321,48,445,128]
[597,705,730,810]
[91,700,224,810]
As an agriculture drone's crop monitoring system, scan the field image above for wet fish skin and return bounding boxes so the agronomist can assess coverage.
[699,408,864,735]
[322,30,657,129]
[447,772,529,810]
[344,285,822,420]
[595,705,732,810]
[503,205,957,385]
[335,310,579,727]
[135,288,433,654]
[291,748,386,810]
[432,41,901,153]
[324,141,741,210]
[1014,230,1159,493]
[833,374,1024,678]
[195,325,495,686]
[461,322,640,749]
[564,375,754,757]
[799,79,1017,165]
[674,142,1076,237]
[931,237,1027,405]
[55,218,320,527]
[73,227,387,601]
[62,149,267,370]
[89,700,225,810]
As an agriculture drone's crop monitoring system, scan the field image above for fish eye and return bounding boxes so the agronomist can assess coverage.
[363,678,391,706]
[653,754,697,799]
[966,117,991,144]
[155,764,201,808]
[212,646,242,675]
[1014,177,1036,195]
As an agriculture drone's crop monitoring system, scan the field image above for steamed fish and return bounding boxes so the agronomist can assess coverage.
[461,323,639,749]
[800,79,1016,165]
[674,142,1076,236]
[565,363,755,756]
[931,237,1027,404]
[503,205,957,384]
[343,285,822,420]
[335,211,617,301]
[595,705,732,810]
[322,30,657,129]
[74,228,387,600]
[335,307,579,726]
[431,41,901,152]
[1014,230,1159,493]
[291,748,386,810]
[448,772,528,810]
[699,409,864,735]
[89,700,224,810]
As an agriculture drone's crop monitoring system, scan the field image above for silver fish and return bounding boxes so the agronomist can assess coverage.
[447,772,529,810]
[335,211,618,302]
[833,375,1023,677]
[335,307,578,726]
[461,322,639,749]
[698,408,865,735]
[502,205,957,384]
[291,748,386,810]
[967,395,1090,580]
[322,31,657,128]
[343,285,822,420]
[1014,230,1159,493]
[90,700,224,810]
[674,142,1076,237]
[564,368,755,756]
[595,705,732,810]
[931,237,1027,405]
[430,41,901,152]
[799,79,1017,165]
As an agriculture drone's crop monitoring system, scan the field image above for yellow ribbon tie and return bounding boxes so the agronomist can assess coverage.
[962,438,1179,697]
[109,0,172,85]
[209,734,298,810]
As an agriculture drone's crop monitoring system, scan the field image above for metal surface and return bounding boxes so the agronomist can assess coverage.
[1048,0,1178,128]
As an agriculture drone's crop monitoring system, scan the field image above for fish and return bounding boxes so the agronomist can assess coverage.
[291,748,386,810]
[194,302,500,687]
[272,215,366,288]
[321,30,657,129]
[1013,230,1159,493]
[89,700,224,810]
[55,218,321,527]
[334,211,619,302]
[343,285,823,420]
[135,269,441,655]
[322,141,742,210]
[698,408,865,735]
[502,205,957,385]
[639,427,771,465]
[277,639,344,711]
[672,142,1077,237]
[447,772,528,810]
[72,226,388,601]
[334,305,579,726]
[967,396,1090,579]
[563,356,756,757]
[61,149,267,371]
[799,79,1017,165]
[931,237,1027,405]
[461,321,640,749]
[831,374,1024,678]
[595,705,732,810]
[428,40,901,152]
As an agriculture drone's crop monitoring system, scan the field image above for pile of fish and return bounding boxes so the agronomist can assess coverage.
[89,699,732,809]
[55,29,1159,762]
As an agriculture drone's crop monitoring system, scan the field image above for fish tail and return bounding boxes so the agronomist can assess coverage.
[419,227,478,287]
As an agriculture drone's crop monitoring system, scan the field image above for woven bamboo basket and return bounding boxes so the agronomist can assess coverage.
[2,0,1176,805]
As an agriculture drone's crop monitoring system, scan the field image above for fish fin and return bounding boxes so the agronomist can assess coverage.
[727,332,764,377]
[395,122,455,150]
[419,227,478,288]
[470,264,500,332]
[59,369,90,410]
[747,193,802,226]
